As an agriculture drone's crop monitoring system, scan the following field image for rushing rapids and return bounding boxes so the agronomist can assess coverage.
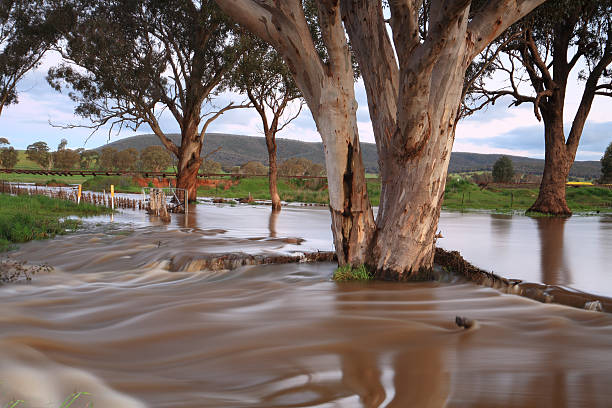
[1,204,611,407]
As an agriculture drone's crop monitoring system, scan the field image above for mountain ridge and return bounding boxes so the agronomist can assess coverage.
[96,133,601,179]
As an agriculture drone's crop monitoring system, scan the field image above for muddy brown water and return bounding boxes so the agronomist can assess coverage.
[437,212,612,297]
[1,204,612,407]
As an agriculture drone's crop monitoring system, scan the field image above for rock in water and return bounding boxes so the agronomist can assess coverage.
[455,316,478,330]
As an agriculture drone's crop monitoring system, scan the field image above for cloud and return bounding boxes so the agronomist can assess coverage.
[2,53,611,161]
[456,121,612,161]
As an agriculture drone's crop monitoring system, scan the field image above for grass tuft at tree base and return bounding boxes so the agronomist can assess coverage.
[332,264,372,281]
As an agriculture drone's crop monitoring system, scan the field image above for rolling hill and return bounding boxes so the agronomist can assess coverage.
[96,133,602,179]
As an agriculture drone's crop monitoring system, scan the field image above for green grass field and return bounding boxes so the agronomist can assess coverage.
[2,150,609,213]
[81,175,142,193]
[443,177,612,213]
[0,193,112,251]
[14,149,42,169]
[198,175,611,213]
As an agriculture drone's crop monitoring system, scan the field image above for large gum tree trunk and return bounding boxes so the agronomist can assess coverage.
[175,127,203,202]
[528,109,574,216]
[341,2,471,279]
[369,104,458,280]
[316,95,375,266]
[213,0,546,273]
[528,130,573,216]
[265,132,282,212]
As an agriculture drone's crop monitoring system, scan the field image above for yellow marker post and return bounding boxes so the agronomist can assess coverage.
[77,184,82,205]
[110,185,115,210]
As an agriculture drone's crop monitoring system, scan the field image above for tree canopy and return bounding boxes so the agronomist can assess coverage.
[0,138,17,168]
[48,0,249,199]
[602,141,612,184]
[492,156,515,183]
[0,0,72,117]
[465,0,611,215]
[26,141,51,169]
[141,145,172,172]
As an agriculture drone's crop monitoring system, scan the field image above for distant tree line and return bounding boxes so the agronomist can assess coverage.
[22,140,174,172]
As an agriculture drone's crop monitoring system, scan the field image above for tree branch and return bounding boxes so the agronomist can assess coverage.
[468,0,547,60]
[198,101,252,140]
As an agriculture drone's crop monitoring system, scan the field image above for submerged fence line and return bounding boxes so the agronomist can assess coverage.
[0,181,142,210]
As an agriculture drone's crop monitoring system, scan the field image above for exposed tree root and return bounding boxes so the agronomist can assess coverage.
[434,248,611,313]
[169,251,336,272]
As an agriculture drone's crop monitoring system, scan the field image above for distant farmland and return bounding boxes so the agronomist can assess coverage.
[94,133,601,179]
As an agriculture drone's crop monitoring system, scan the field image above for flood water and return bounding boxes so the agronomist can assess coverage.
[437,212,612,297]
[1,203,612,407]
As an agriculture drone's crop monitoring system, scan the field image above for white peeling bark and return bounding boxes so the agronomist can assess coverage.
[216,0,546,275]
[215,0,375,265]
[315,83,375,264]
[341,0,546,279]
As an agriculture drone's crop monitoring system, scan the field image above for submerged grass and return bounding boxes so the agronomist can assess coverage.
[332,264,372,282]
[0,194,111,251]
[3,392,92,408]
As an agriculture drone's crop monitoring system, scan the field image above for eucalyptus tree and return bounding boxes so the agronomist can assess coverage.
[602,141,612,183]
[227,40,303,211]
[0,0,70,117]
[26,141,52,169]
[0,138,18,168]
[466,0,611,215]
[214,0,546,278]
[48,0,248,199]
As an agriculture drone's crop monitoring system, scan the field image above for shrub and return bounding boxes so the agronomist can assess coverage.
[492,156,514,183]
[240,161,267,175]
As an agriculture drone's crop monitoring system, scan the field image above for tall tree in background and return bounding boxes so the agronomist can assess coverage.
[602,141,612,183]
[466,0,611,215]
[492,156,515,182]
[215,0,546,278]
[26,141,51,169]
[79,149,98,169]
[48,0,248,200]
[0,137,18,168]
[52,138,80,169]
[227,40,303,211]
[141,145,172,172]
[0,0,71,117]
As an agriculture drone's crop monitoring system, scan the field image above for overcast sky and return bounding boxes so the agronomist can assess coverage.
[1,53,610,161]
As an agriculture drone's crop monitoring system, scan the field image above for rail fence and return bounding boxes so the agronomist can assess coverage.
[0,168,329,180]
